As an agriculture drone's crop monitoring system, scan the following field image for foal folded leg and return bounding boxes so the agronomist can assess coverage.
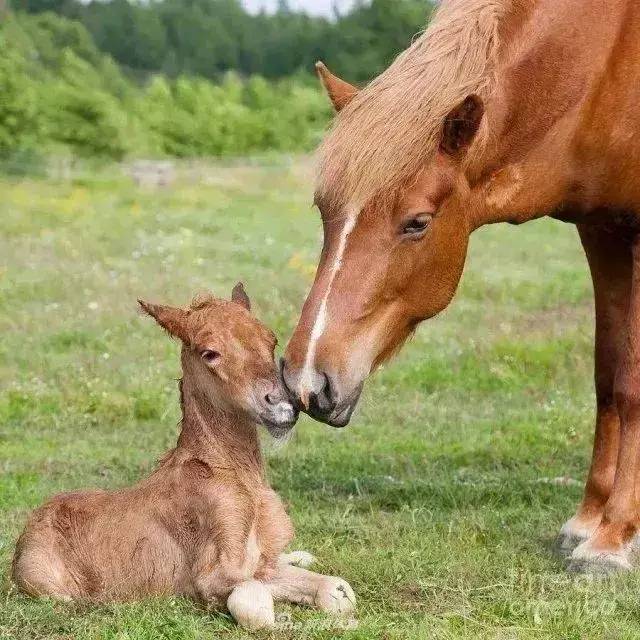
[227,580,275,630]
[278,550,316,568]
[193,543,277,630]
[558,226,630,555]
[570,233,640,573]
[265,563,356,615]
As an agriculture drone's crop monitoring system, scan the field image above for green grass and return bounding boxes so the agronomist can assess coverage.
[1,158,639,639]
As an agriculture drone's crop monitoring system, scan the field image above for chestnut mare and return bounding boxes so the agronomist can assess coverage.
[283,0,640,574]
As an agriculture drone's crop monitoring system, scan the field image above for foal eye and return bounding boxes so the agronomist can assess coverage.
[402,214,432,237]
[201,350,220,364]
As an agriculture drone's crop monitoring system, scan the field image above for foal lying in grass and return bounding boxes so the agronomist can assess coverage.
[12,285,356,630]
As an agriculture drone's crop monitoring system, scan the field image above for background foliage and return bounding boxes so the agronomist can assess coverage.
[12,0,434,82]
[0,1,435,162]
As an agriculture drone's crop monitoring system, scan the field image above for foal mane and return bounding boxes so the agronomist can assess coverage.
[317,0,512,211]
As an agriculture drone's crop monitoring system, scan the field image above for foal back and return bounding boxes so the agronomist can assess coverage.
[12,455,258,602]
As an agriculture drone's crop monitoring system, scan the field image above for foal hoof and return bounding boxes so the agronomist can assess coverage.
[279,550,316,568]
[567,541,633,575]
[315,577,356,616]
[227,581,275,631]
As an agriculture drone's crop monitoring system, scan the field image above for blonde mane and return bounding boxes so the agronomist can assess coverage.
[316,0,511,211]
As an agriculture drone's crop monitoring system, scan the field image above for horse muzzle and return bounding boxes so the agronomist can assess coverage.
[280,359,363,427]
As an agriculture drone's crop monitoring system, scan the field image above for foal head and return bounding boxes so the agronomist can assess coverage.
[283,60,487,426]
[139,284,297,437]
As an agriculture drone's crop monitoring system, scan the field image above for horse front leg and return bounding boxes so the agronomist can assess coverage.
[569,232,640,573]
[558,406,619,554]
[558,226,630,556]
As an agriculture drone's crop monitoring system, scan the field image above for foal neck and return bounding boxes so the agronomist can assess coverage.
[175,358,264,481]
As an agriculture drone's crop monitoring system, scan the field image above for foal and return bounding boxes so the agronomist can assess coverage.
[12,285,356,630]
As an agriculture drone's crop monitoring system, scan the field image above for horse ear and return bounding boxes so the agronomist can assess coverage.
[138,300,189,342]
[231,282,251,311]
[441,94,484,157]
[315,61,358,112]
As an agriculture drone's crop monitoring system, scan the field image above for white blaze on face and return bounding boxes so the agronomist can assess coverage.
[299,204,360,402]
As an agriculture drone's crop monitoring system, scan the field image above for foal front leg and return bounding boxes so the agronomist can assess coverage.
[570,234,640,573]
[265,562,356,615]
[558,227,629,555]
[195,551,277,630]
[227,581,275,631]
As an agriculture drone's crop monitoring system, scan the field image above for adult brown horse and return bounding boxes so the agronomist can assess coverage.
[282,0,640,574]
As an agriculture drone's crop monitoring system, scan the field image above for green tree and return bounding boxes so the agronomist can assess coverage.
[0,47,41,156]
[44,50,132,158]
[16,0,435,81]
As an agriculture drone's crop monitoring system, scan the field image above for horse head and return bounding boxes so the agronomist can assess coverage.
[283,62,486,426]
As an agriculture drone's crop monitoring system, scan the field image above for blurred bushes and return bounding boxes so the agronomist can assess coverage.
[139,73,329,157]
[0,12,332,162]
[0,49,43,157]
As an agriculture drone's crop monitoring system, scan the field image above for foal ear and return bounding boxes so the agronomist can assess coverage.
[441,94,484,157]
[315,61,358,112]
[231,282,251,311]
[138,300,189,342]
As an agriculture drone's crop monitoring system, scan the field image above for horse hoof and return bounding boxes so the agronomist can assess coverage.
[567,541,632,575]
[556,533,584,559]
[227,581,275,631]
[315,577,356,615]
[556,517,598,558]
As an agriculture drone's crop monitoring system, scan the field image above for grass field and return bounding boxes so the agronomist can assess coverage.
[2,158,640,640]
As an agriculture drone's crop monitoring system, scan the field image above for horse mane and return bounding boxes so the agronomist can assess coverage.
[316,0,512,212]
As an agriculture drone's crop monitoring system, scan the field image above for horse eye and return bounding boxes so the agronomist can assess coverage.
[402,214,432,237]
[201,350,220,364]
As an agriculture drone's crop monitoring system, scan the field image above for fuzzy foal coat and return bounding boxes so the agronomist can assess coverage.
[12,351,293,604]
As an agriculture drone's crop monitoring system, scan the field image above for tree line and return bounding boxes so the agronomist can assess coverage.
[1,1,436,165]
[10,0,435,83]
[0,12,332,164]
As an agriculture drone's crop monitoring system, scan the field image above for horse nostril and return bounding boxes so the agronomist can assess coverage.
[308,371,336,414]
[321,372,335,405]
[265,392,278,405]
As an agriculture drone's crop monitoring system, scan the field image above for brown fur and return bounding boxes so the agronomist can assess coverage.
[285,0,640,572]
[316,0,511,212]
[12,289,331,616]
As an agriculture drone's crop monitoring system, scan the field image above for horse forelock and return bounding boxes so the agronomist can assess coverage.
[316,0,511,212]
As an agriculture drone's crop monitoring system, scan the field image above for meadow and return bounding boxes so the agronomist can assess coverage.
[1,157,640,639]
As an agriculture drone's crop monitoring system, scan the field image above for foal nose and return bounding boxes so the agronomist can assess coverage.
[265,390,285,405]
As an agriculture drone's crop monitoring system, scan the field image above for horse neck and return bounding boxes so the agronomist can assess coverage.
[175,357,264,482]
[466,0,628,229]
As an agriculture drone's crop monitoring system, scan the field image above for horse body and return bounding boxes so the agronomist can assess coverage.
[476,0,640,228]
[284,0,640,572]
